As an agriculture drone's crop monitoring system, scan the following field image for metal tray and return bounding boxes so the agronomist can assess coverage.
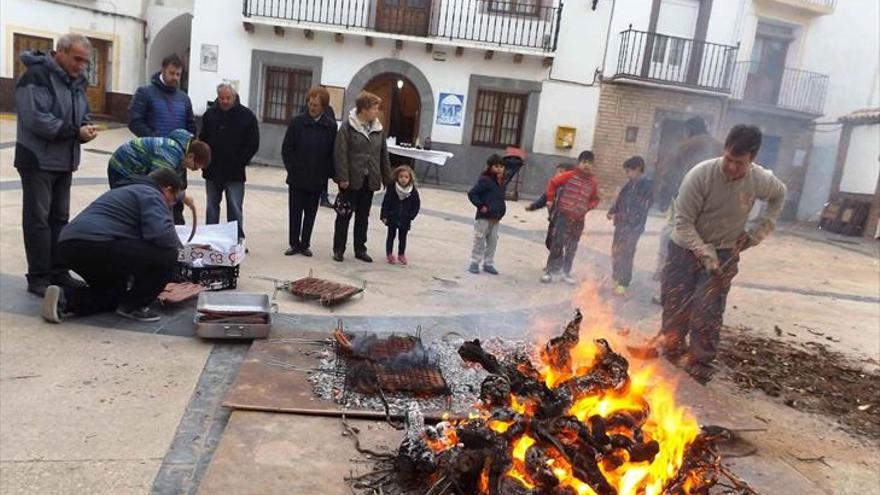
[196,292,271,315]
[194,292,274,339]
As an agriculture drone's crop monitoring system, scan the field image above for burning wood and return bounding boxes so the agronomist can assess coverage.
[380,310,749,495]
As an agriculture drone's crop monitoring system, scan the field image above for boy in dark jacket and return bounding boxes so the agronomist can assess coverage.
[467,155,506,275]
[607,156,654,295]
[381,166,421,265]
[541,151,600,284]
[41,169,184,324]
[199,83,259,241]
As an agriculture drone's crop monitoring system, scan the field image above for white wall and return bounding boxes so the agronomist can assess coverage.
[839,124,880,195]
[190,0,605,156]
[1,0,146,93]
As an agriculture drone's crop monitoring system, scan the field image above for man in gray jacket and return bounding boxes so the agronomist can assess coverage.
[660,125,787,384]
[14,33,98,297]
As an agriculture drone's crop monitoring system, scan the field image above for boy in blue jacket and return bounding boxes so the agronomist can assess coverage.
[467,155,506,275]
[607,156,654,295]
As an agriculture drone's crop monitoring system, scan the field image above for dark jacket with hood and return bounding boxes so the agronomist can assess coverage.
[657,133,723,211]
[59,176,182,250]
[334,109,392,192]
[610,177,654,229]
[282,108,337,191]
[199,97,259,183]
[14,50,91,172]
[381,186,421,230]
[468,170,507,221]
[128,71,196,138]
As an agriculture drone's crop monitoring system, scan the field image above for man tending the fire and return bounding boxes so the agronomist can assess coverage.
[659,124,787,384]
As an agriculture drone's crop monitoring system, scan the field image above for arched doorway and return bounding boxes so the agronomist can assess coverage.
[364,73,421,146]
[146,13,193,89]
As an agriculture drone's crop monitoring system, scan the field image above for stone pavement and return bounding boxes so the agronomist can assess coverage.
[0,121,878,493]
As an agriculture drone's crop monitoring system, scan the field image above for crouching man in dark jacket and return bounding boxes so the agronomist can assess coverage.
[41,169,184,324]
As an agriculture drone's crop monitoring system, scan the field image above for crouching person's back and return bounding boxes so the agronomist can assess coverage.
[41,169,184,324]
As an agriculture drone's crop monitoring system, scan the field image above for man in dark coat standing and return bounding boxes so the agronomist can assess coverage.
[198,83,259,241]
[282,86,337,257]
[14,33,98,296]
[128,53,196,225]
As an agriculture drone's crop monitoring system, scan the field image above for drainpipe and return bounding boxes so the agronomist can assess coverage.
[546,0,616,87]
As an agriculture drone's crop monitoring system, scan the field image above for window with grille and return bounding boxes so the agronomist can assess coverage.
[471,90,528,148]
[487,0,541,16]
[262,66,313,124]
[13,33,54,79]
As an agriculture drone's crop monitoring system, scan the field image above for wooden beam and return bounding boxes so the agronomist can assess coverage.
[542,57,553,67]
[364,36,374,46]
[273,26,285,37]
[304,29,314,40]
[242,22,255,33]
[455,47,464,57]
[334,33,344,43]
[484,50,494,60]
[425,43,434,53]
[513,54,524,64]
[395,39,404,50]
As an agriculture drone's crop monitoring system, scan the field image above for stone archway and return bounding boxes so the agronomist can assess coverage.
[345,59,434,143]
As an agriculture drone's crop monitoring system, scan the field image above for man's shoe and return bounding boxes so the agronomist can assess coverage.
[41,285,64,324]
[613,282,627,295]
[116,307,161,323]
[397,255,408,266]
[52,271,86,289]
[651,294,662,306]
[540,273,552,283]
[284,246,300,256]
[27,280,49,298]
[355,252,373,263]
[562,273,577,285]
[685,361,715,386]
[468,263,480,274]
[333,252,344,262]
[386,254,396,264]
[661,347,687,367]
[301,248,313,257]
[483,265,499,275]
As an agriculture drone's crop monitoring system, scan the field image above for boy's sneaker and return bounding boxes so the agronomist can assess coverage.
[397,255,408,265]
[562,273,577,285]
[483,265,499,275]
[116,306,161,323]
[468,262,480,274]
[540,273,553,283]
[613,282,627,296]
[41,285,65,324]
[386,254,396,264]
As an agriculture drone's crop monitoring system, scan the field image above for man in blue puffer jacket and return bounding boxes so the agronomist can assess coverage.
[128,53,196,223]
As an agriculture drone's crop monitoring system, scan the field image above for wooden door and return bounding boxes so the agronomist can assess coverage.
[375,0,431,37]
[745,31,789,105]
[13,33,53,79]
[85,38,109,114]
[365,76,394,135]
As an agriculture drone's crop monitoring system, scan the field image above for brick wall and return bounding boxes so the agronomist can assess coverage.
[591,82,725,196]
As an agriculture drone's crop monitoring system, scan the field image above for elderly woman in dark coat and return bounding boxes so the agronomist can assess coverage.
[282,86,337,257]
[331,91,392,262]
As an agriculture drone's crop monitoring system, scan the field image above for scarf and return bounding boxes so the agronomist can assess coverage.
[348,108,383,139]
[395,182,413,200]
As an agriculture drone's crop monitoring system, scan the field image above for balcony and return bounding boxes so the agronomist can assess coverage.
[730,61,829,115]
[242,0,563,54]
[755,0,835,16]
[612,28,739,93]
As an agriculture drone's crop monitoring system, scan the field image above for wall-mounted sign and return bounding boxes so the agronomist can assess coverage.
[200,44,218,72]
[556,126,576,149]
[436,93,464,127]
[325,85,345,121]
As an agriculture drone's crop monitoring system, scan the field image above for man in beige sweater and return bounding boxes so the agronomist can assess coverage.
[660,124,787,384]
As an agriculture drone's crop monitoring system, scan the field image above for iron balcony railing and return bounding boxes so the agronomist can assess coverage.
[614,28,739,92]
[730,61,829,115]
[243,0,563,52]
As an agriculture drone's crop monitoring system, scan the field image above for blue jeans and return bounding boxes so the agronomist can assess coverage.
[205,180,245,239]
